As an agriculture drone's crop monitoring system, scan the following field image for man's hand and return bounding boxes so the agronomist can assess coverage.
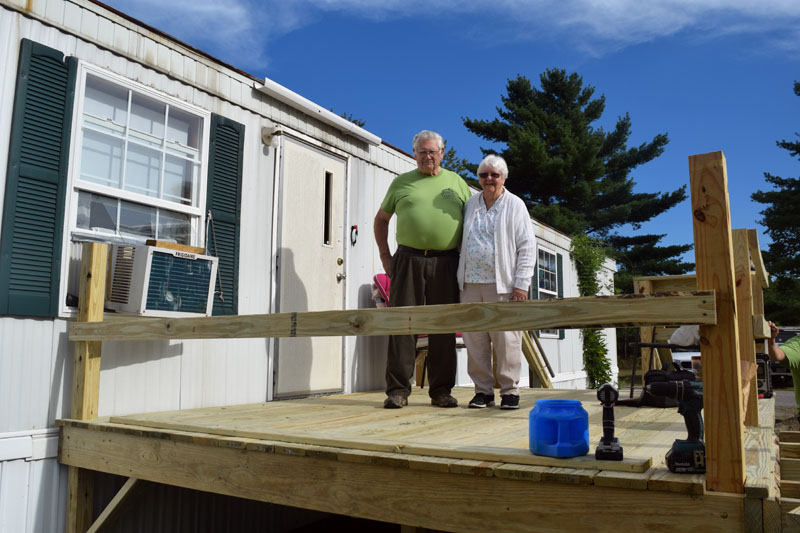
[510,288,528,301]
[769,320,780,341]
[768,321,786,362]
[373,209,393,276]
[380,251,393,278]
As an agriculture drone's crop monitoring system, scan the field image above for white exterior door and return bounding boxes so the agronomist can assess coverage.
[275,139,346,397]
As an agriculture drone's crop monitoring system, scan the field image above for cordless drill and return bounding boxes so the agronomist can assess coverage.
[595,383,623,460]
[645,380,705,474]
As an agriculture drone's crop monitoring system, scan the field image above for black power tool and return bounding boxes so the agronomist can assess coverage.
[645,380,705,474]
[595,383,623,461]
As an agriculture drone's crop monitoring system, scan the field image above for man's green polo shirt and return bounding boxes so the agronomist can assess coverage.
[380,169,471,251]
[779,335,800,409]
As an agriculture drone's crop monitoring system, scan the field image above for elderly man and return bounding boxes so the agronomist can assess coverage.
[374,130,471,409]
[768,321,800,413]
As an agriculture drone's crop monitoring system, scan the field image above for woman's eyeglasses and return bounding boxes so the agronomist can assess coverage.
[478,172,501,179]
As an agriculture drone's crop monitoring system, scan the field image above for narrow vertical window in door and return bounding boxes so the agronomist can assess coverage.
[323,170,333,245]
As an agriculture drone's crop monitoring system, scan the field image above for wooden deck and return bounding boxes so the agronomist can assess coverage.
[58,387,779,532]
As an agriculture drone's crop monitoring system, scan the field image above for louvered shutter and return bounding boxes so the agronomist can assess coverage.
[206,114,244,315]
[0,39,77,317]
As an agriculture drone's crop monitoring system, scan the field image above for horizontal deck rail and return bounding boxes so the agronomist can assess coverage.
[69,291,716,342]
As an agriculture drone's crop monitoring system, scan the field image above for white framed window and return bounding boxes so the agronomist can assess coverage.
[60,63,211,313]
[537,246,560,338]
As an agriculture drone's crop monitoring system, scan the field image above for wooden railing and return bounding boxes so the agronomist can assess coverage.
[65,150,753,531]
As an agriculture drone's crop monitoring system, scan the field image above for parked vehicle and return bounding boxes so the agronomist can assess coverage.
[670,327,800,389]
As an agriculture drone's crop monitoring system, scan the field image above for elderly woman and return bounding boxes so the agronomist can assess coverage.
[457,155,536,409]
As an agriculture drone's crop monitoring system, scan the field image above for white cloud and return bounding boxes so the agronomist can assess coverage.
[102,0,800,69]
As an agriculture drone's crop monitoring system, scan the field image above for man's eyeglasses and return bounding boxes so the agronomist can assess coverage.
[416,149,441,157]
[479,172,501,179]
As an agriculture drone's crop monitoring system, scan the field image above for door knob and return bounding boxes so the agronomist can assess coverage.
[336,272,346,282]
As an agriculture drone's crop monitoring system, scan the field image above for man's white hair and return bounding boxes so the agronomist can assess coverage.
[412,130,444,152]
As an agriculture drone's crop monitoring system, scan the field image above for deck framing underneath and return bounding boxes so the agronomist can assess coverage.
[57,388,780,532]
[59,422,744,533]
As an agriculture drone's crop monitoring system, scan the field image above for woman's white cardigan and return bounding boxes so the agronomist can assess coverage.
[456,188,536,293]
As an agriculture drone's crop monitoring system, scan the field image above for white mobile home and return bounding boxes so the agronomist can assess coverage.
[0,0,615,530]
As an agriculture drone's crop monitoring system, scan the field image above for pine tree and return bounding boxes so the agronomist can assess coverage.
[462,69,692,285]
[441,141,479,189]
[752,81,800,324]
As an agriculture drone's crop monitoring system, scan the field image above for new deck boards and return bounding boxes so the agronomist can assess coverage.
[106,388,659,474]
[58,388,778,532]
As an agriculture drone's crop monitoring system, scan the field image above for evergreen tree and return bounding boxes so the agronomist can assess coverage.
[441,141,478,189]
[607,235,694,294]
[335,111,366,128]
[462,69,692,286]
[752,81,800,324]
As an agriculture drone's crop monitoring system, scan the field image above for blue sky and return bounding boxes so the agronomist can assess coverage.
[103,0,800,263]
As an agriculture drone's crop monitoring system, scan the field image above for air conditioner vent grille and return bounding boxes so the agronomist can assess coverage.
[108,245,135,304]
[145,251,214,314]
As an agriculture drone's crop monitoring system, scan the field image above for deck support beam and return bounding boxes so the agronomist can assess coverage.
[59,423,744,533]
[87,478,140,533]
[66,242,108,533]
[689,151,745,494]
[733,229,758,426]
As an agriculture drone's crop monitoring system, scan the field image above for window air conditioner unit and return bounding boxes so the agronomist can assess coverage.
[106,245,218,317]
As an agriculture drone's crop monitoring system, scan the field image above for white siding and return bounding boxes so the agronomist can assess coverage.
[343,155,411,393]
[0,430,65,533]
[0,0,613,529]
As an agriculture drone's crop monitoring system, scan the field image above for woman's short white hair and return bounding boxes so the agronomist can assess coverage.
[477,154,509,180]
[412,130,445,152]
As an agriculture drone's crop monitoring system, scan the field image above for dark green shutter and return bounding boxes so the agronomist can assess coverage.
[206,114,244,315]
[557,253,565,340]
[0,39,77,317]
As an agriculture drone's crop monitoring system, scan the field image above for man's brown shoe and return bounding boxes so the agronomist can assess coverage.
[431,394,458,408]
[384,395,408,409]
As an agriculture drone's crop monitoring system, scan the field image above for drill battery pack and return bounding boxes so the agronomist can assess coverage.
[666,439,706,474]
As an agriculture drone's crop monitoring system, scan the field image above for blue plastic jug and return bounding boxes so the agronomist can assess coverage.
[529,399,589,458]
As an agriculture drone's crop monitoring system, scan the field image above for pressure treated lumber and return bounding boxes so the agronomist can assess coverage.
[781,480,800,499]
[69,291,716,342]
[746,229,769,290]
[58,423,744,533]
[105,388,651,473]
[67,242,107,533]
[529,329,555,377]
[633,274,697,292]
[733,229,758,426]
[634,279,658,383]
[689,151,745,494]
[783,459,800,481]
[87,478,139,533]
[71,242,107,419]
[782,497,800,532]
[522,331,553,388]
[752,315,770,340]
[144,239,205,255]
[782,432,800,444]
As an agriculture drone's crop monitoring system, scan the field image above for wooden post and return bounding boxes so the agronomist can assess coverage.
[634,278,657,385]
[746,229,769,291]
[689,151,745,494]
[66,242,108,533]
[733,229,758,426]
